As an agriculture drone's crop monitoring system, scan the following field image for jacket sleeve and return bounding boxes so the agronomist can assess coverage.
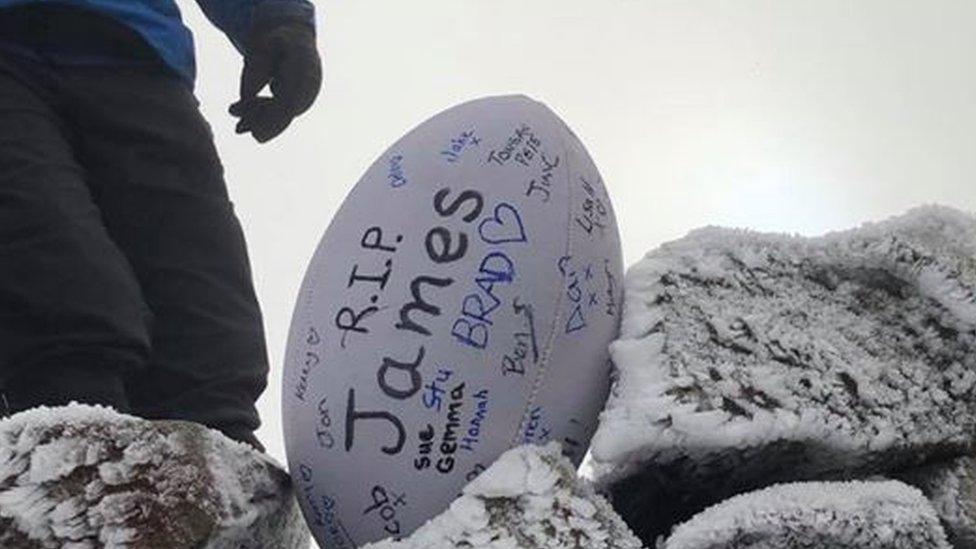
[194,0,315,53]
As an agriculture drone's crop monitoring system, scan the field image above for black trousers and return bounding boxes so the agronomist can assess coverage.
[0,9,268,450]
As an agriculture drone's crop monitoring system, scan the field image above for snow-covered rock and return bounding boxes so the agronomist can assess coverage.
[364,442,643,549]
[0,403,309,549]
[899,456,976,548]
[591,205,976,541]
[661,479,950,549]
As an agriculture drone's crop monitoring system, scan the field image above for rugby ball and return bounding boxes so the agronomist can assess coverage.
[282,95,623,548]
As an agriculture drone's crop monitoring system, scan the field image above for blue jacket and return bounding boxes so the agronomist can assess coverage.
[0,0,315,86]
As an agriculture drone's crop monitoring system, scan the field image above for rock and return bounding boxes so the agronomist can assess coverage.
[898,456,976,548]
[0,403,309,549]
[589,205,976,542]
[661,479,950,549]
[364,442,643,549]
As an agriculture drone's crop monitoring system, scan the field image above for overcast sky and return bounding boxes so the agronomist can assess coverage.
[178,0,976,525]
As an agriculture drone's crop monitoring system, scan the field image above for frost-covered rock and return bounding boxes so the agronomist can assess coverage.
[661,479,950,549]
[899,456,976,548]
[0,403,309,549]
[365,442,643,549]
[591,205,976,541]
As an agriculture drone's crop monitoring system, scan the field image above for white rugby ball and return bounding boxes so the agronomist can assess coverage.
[282,95,623,548]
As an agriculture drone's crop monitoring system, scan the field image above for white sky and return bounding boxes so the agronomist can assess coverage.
[179,0,976,539]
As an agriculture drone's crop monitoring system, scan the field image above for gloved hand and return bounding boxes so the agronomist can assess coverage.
[229,20,322,143]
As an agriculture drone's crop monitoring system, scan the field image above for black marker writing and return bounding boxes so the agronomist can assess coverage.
[345,388,406,455]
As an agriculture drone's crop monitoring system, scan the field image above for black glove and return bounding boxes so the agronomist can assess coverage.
[229,20,322,143]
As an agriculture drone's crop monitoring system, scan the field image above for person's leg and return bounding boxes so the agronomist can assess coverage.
[62,64,270,451]
[0,54,151,413]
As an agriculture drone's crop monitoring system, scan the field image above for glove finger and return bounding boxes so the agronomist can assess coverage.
[254,116,292,143]
[235,98,292,143]
[229,100,246,117]
[230,96,270,118]
[250,102,294,143]
[233,97,275,135]
[235,115,252,134]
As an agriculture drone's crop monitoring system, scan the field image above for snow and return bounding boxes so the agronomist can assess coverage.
[662,479,950,549]
[0,403,308,548]
[589,205,976,540]
[898,455,976,548]
[363,442,643,549]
